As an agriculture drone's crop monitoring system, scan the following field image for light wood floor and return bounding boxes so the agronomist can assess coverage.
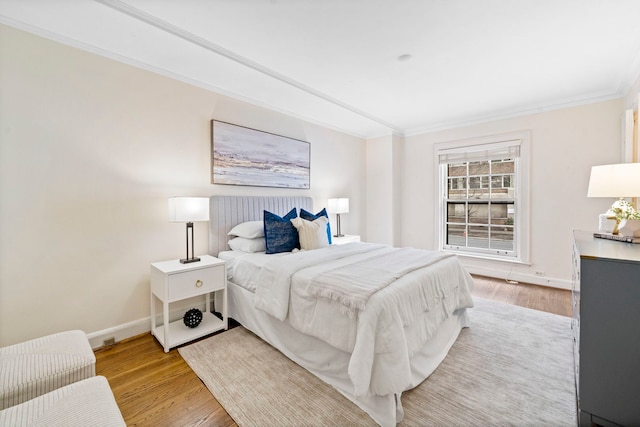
[96,276,571,426]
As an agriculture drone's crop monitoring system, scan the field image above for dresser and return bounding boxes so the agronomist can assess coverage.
[572,230,640,426]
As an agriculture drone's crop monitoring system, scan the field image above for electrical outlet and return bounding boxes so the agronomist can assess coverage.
[535,271,545,277]
[103,337,116,346]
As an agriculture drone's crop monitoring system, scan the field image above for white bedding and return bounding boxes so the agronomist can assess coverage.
[218,250,285,292]
[219,242,474,398]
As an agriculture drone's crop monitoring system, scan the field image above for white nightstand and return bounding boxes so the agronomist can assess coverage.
[332,234,361,245]
[150,255,227,352]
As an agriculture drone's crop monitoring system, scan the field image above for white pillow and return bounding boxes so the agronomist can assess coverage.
[228,237,266,253]
[227,221,265,239]
[290,217,330,250]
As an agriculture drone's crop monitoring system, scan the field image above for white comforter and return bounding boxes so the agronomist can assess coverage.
[253,242,474,397]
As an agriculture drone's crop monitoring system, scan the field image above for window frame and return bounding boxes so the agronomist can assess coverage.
[434,131,530,264]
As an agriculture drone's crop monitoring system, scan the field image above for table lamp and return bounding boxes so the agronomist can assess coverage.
[327,198,349,237]
[587,163,640,235]
[168,197,210,263]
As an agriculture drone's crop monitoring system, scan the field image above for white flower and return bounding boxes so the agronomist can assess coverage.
[607,199,640,221]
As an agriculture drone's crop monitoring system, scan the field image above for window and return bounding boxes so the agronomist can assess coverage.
[435,132,530,263]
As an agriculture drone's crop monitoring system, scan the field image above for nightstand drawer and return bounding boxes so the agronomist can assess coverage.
[167,267,223,301]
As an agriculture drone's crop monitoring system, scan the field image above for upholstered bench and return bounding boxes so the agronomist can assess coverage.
[0,375,125,426]
[0,330,95,409]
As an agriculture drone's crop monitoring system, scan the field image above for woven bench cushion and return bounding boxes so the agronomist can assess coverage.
[0,330,95,409]
[0,375,125,427]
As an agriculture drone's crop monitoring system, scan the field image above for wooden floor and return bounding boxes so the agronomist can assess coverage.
[471,275,572,317]
[96,276,571,426]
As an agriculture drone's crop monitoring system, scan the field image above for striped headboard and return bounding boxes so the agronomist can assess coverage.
[209,196,313,256]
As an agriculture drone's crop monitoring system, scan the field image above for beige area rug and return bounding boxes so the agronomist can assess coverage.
[179,298,576,426]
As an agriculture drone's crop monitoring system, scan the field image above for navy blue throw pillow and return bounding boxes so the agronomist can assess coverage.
[264,208,299,254]
[300,208,332,245]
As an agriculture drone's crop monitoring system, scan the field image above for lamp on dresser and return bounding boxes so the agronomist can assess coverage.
[168,197,210,263]
[587,162,640,237]
[327,198,349,237]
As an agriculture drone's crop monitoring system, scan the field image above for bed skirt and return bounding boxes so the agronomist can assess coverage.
[226,280,469,426]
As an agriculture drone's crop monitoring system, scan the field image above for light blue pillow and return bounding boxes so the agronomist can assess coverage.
[300,208,332,245]
[264,208,299,254]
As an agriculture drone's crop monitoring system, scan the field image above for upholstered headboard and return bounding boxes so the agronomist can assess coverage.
[209,195,313,256]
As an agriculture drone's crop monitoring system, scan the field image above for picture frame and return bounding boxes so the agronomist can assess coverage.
[211,120,310,189]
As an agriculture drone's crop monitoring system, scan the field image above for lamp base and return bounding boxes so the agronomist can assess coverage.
[180,257,201,264]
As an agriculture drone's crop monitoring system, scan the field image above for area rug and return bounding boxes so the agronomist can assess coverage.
[179,298,576,426]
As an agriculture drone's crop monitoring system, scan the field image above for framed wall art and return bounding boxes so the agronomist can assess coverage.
[211,120,310,189]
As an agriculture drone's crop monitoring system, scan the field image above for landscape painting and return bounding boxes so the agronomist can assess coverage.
[212,120,310,189]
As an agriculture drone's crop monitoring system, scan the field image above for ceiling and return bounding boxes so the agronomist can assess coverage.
[2,0,640,138]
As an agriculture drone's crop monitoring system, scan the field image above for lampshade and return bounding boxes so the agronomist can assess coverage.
[327,198,349,214]
[587,163,640,197]
[168,197,210,222]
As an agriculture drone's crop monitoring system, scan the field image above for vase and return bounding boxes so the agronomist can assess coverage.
[598,214,616,233]
[618,219,640,237]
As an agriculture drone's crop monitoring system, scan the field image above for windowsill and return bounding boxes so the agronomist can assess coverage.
[443,249,531,266]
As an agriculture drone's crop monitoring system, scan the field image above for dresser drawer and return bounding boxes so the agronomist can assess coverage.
[167,266,224,301]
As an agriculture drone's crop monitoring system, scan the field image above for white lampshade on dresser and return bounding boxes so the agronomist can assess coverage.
[587,163,640,236]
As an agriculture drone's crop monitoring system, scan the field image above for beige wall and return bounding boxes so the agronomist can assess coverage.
[365,134,403,246]
[0,25,366,346]
[1,22,632,346]
[625,74,640,110]
[400,99,624,287]
[365,135,393,244]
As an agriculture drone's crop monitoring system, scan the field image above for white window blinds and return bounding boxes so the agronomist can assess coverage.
[438,140,521,164]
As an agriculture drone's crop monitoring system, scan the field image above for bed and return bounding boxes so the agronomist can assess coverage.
[208,196,474,426]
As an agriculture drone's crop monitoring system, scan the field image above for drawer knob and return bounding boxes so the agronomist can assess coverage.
[195,279,203,287]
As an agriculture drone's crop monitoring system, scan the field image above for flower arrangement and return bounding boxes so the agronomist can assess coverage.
[607,199,640,221]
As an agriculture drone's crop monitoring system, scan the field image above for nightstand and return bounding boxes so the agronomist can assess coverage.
[150,255,227,352]
[332,234,361,245]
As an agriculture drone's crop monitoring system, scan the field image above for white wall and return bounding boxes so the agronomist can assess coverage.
[0,25,366,347]
[399,99,625,288]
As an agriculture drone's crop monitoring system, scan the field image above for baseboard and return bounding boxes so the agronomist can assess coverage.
[87,317,151,349]
[87,301,209,349]
[465,265,572,290]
